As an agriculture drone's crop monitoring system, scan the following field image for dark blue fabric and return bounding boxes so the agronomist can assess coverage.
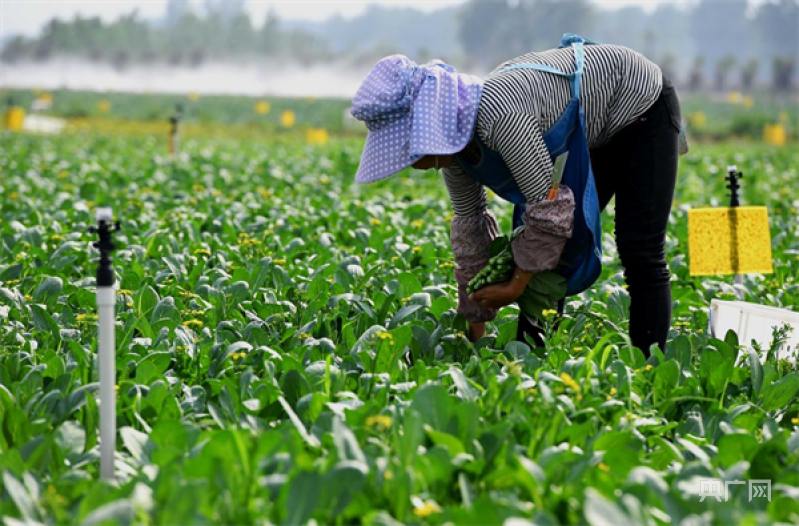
[453,33,603,296]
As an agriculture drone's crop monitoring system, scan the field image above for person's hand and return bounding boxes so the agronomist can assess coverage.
[468,322,485,342]
[468,280,524,310]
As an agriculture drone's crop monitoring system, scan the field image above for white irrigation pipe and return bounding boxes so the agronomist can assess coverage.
[92,207,119,480]
[97,287,116,479]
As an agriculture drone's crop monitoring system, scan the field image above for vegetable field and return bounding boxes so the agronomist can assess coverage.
[1,131,798,525]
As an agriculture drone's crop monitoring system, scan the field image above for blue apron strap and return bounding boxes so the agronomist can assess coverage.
[571,41,585,100]
[561,33,600,47]
[492,43,585,100]
[492,62,573,79]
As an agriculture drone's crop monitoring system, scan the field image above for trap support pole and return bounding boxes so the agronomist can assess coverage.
[726,165,744,300]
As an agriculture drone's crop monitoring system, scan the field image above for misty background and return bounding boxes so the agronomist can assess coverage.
[0,0,797,97]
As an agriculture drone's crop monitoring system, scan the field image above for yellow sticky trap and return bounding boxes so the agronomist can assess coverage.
[763,124,787,146]
[688,206,773,276]
[5,107,25,131]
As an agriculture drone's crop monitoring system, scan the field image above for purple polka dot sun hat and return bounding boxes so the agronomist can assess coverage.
[351,54,483,184]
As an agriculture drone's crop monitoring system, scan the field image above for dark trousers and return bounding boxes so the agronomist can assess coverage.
[517,77,682,357]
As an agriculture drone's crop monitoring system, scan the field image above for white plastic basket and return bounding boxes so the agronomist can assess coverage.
[708,300,799,363]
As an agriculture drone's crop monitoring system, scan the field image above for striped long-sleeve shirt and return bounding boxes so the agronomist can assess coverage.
[443,44,662,216]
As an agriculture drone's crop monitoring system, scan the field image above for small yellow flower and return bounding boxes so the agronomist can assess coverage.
[375,330,394,342]
[410,219,424,229]
[369,218,381,226]
[574,347,583,352]
[194,248,211,257]
[50,234,65,242]
[413,499,442,518]
[542,309,558,317]
[366,414,393,431]
[691,112,707,129]
[114,385,119,391]
[254,100,270,115]
[392,256,400,262]
[319,175,330,184]
[280,110,295,128]
[274,258,286,265]
[76,313,98,324]
[598,462,610,472]
[610,387,617,396]
[117,289,133,295]
[182,319,204,328]
[792,417,799,424]
[560,372,580,392]
[384,470,393,480]
[57,171,69,180]
[645,364,653,372]
[413,247,422,253]
[527,388,538,396]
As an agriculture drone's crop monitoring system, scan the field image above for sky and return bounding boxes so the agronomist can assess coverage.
[0,0,703,40]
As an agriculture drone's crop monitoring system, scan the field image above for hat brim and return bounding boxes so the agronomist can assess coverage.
[355,118,418,184]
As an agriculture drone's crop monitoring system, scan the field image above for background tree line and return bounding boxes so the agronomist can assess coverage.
[2,0,796,91]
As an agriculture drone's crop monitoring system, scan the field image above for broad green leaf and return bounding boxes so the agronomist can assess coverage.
[28,304,61,343]
[410,383,455,433]
[136,285,159,317]
[332,416,367,464]
[282,471,322,526]
[748,348,764,397]
[583,487,631,526]
[321,460,368,518]
[33,277,62,307]
[717,433,759,468]
[387,304,423,329]
[425,426,465,456]
[762,373,799,411]
[2,472,37,522]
